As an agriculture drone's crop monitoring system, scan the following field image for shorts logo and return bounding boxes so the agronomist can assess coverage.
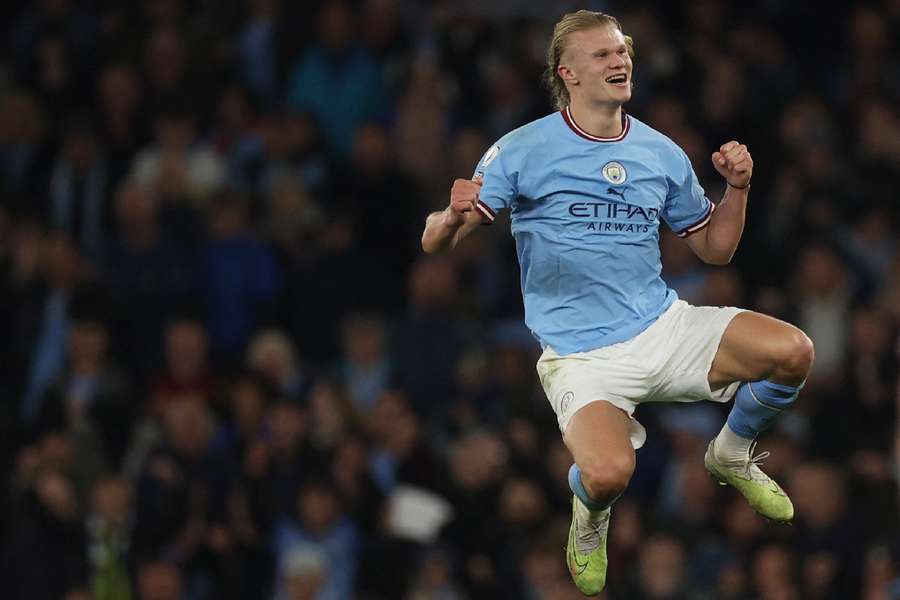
[602,161,627,185]
[481,145,500,168]
[560,391,575,414]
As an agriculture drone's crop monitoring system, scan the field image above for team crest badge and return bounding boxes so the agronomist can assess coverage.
[602,161,627,184]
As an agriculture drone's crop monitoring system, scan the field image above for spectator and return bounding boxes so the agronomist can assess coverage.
[261,399,330,515]
[246,328,309,402]
[328,433,383,536]
[281,215,389,363]
[261,171,323,262]
[130,108,227,208]
[394,58,452,185]
[219,370,273,460]
[790,462,865,597]
[211,84,265,194]
[34,290,134,470]
[391,256,475,421]
[274,544,326,600]
[2,468,89,600]
[441,431,510,596]
[272,481,360,600]
[0,92,52,208]
[284,0,387,157]
[236,0,279,108]
[247,111,331,201]
[105,180,198,376]
[143,26,193,108]
[793,244,854,389]
[366,389,446,495]
[633,535,692,600]
[20,233,86,422]
[337,312,392,413]
[150,317,217,415]
[752,544,799,600]
[96,63,148,185]
[132,398,232,570]
[1,219,48,400]
[87,476,133,599]
[336,123,419,283]
[203,191,279,362]
[47,116,115,265]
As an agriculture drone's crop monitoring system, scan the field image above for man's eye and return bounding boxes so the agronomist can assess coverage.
[617,49,627,55]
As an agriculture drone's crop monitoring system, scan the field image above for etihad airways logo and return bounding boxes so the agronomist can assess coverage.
[568,202,658,221]
[567,196,659,233]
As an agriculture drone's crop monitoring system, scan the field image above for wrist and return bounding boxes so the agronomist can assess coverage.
[441,207,464,228]
[727,180,750,190]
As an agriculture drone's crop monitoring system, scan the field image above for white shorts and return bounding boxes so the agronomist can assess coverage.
[536,300,745,449]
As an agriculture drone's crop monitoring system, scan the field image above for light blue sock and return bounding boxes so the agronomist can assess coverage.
[726,380,802,439]
[568,463,610,511]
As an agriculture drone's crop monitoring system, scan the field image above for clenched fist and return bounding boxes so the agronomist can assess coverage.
[445,176,483,226]
[712,141,753,189]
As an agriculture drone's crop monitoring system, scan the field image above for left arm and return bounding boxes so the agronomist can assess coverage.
[685,141,753,265]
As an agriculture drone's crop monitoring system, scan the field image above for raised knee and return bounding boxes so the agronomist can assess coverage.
[778,330,814,379]
[580,453,635,501]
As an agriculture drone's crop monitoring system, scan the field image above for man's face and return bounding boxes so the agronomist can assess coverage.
[560,25,633,107]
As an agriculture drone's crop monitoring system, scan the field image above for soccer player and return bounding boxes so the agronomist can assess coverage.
[421,10,814,596]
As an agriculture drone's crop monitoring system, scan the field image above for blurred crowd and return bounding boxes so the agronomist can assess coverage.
[0,0,898,599]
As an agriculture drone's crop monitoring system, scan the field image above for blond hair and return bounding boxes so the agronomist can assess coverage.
[544,10,635,110]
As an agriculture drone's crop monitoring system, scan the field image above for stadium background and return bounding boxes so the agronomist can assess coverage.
[0,0,898,598]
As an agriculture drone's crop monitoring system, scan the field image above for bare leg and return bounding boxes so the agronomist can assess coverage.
[705,311,814,519]
[564,400,636,506]
[708,312,814,389]
[562,401,629,596]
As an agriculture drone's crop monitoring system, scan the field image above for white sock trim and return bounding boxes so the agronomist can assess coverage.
[574,495,610,524]
[714,424,754,464]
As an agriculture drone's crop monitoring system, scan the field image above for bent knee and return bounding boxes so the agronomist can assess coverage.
[580,453,635,501]
[777,330,814,379]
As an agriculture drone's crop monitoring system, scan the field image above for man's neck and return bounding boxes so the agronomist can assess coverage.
[568,100,624,138]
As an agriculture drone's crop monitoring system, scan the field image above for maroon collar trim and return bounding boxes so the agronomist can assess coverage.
[560,106,630,142]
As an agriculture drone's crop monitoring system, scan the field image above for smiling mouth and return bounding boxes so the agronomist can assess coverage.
[605,74,628,86]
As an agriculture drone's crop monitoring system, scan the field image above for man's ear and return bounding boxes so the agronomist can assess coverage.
[558,63,578,86]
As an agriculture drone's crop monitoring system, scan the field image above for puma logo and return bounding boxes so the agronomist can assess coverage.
[607,187,626,202]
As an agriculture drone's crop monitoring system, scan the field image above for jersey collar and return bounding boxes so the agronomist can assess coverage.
[561,106,630,142]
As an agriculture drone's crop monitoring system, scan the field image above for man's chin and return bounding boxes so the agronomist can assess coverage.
[600,88,631,105]
[588,90,631,107]
[615,85,633,100]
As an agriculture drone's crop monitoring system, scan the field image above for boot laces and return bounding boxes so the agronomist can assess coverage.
[575,508,609,554]
[745,441,772,483]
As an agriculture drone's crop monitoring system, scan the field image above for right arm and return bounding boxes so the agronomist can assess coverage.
[421,178,484,254]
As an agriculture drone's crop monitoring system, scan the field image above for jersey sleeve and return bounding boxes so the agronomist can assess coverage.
[472,141,518,224]
[660,147,715,237]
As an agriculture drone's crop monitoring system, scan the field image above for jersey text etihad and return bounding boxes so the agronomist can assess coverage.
[474,108,714,355]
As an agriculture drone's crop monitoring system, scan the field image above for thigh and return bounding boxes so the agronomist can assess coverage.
[708,311,805,388]
[536,347,648,448]
[564,400,635,474]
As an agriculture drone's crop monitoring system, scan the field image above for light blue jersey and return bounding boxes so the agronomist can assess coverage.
[474,107,714,355]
